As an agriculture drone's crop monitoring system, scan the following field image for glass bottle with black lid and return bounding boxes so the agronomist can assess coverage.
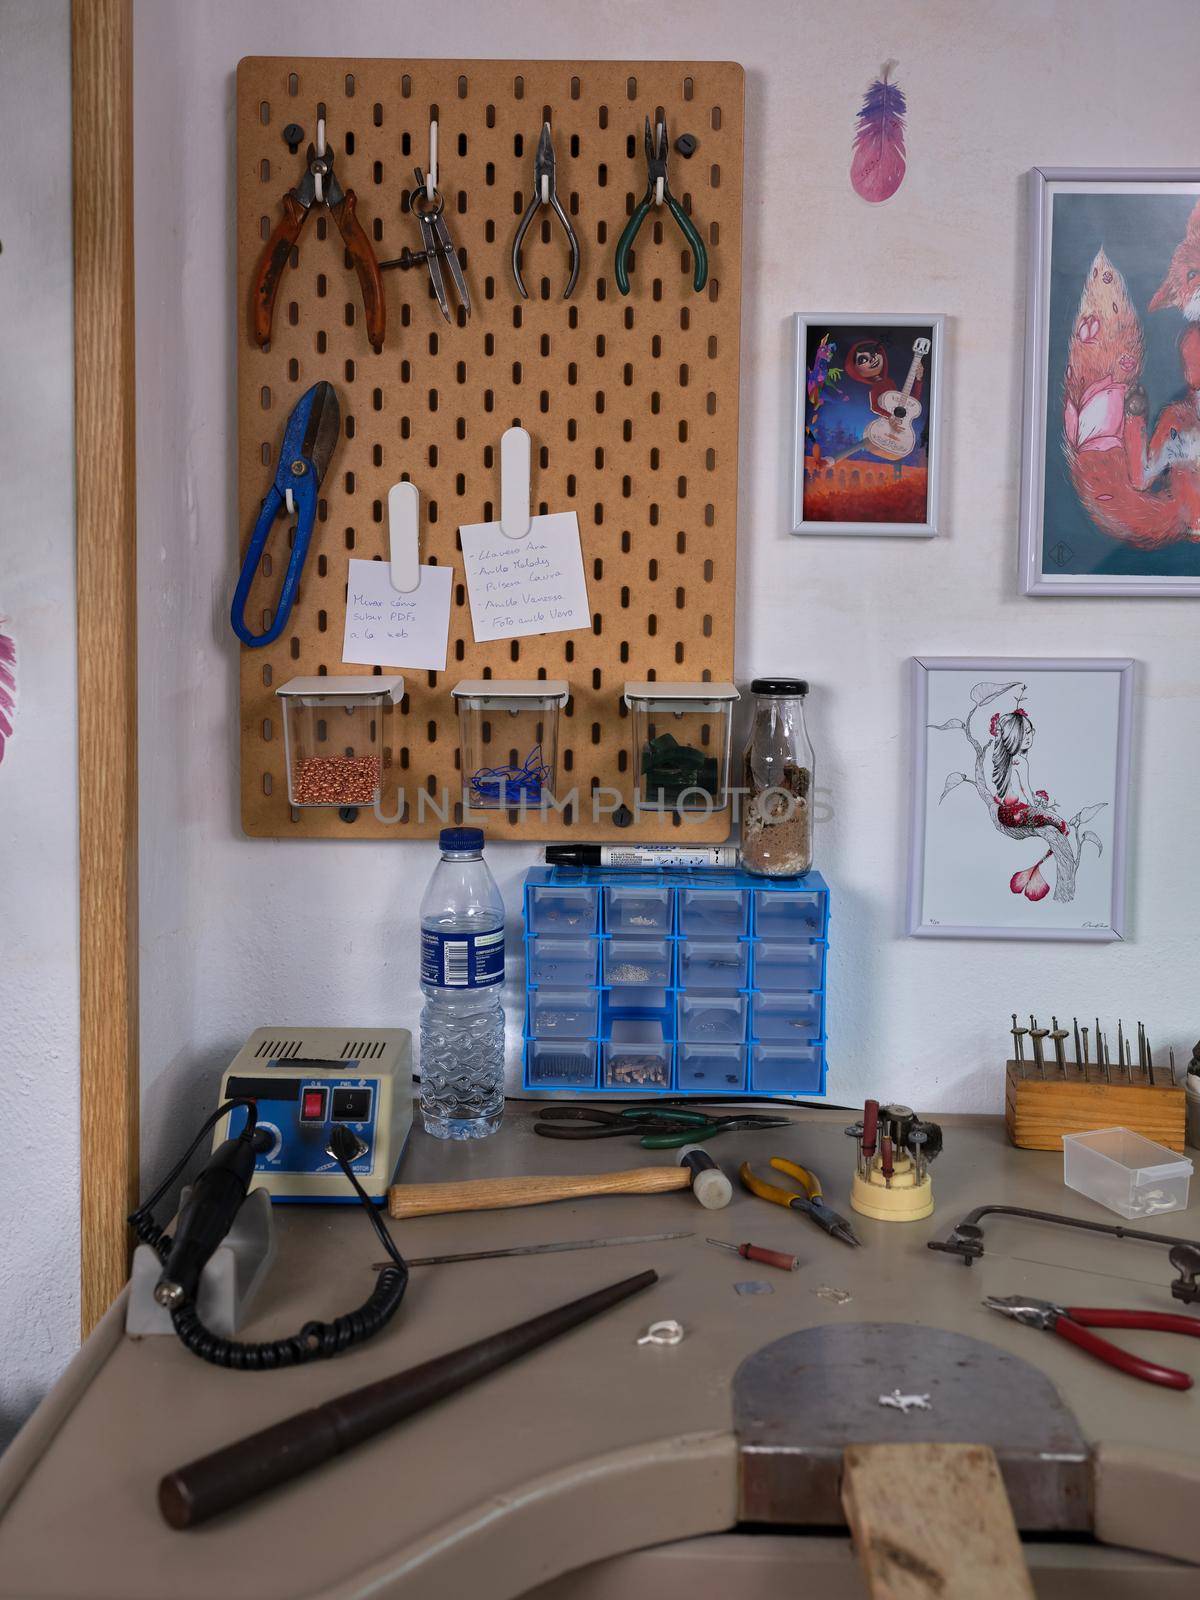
[740,679,815,877]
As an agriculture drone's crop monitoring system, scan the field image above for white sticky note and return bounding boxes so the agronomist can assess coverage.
[342,558,452,671]
[459,511,590,643]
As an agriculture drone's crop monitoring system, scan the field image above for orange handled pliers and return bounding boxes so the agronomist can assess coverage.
[739,1158,860,1247]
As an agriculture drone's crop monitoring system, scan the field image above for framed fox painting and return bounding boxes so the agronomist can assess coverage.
[791,313,945,536]
[1019,168,1200,595]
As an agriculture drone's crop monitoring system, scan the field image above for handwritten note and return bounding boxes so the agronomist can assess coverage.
[341,559,452,671]
[459,512,590,643]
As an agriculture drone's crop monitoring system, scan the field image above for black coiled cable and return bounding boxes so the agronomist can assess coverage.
[129,1101,409,1370]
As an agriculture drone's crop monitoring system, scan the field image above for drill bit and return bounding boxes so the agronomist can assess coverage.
[1072,1017,1082,1074]
[1146,1033,1156,1088]
[880,1136,895,1189]
[1029,1015,1048,1078]
[1171,1045,1178,1086]
[1081,1024,1090,1072]
[1010,1012,1026,1070]
[1100,1030,1111,1084]
[1118,1020,1125,1073]
[1050,1016,1068,1078]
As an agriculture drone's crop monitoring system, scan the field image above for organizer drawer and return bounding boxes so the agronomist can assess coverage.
[526,937,600,988]
[602,1019,673,1091]
[604,884,673,935]
[753,888,826,940]
[751,991,823,1042]
[678,887,749,937]
[525,1040,597,1089]
[677,938,749,990]
[751,1042,824,1095]
[677,991,749,1044]
[752,940,825,992]
[603,937,673,987]
[526,883,600,937]
[528,989,599,1039]
[676,1043,748,1092]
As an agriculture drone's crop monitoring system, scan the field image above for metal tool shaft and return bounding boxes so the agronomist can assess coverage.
[159,1268,657,1528]
[371,1231,690,1270]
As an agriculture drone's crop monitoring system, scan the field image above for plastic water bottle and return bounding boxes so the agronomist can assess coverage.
[419,826,506,1139]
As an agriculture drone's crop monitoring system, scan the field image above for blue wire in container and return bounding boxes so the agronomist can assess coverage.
[469,743,552,806]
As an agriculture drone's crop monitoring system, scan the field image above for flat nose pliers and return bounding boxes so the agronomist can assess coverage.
[512,122,581,300]
[615,116,708,296]
[985,1295,1200,1390]
[230,381,340,648]
[740,1157,861,1246]
[251,116,386,353]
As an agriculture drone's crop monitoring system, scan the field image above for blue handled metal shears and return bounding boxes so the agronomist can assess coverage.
[230,381,341,648]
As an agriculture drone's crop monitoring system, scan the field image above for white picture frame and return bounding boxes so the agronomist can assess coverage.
[790,312,945,537]
[907,657,1133,942]
[1018,167,1200,596]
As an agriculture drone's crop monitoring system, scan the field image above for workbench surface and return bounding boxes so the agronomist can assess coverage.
[2,1109,1198,1599]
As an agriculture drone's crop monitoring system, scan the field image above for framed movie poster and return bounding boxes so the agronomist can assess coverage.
[907,658,1133,942]
[791,312,944,536]
[1019,168,1200,595]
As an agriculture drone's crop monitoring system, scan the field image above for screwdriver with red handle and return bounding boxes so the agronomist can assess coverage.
[706,1237,800,1272]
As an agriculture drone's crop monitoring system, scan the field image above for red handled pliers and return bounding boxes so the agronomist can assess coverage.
[985,1295,1200,1390]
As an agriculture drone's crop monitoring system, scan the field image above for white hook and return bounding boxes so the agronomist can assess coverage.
[285,487,296,516]
[427,119,438,200]
[637,1319,684,1347]
[540,172,550,204]
[499,425,532,541]
[654,175,665,207]
[387,480,421,592]
[314,115,326,204]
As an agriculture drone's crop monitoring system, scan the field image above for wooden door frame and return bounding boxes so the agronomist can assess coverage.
[72,0,139,1334]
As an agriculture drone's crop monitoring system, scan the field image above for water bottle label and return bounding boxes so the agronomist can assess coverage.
[421,927,505,989]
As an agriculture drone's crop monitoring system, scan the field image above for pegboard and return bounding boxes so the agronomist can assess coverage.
[236,58,744,839]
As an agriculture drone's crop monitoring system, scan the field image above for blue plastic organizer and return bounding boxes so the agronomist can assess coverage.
[521,866,829,1099]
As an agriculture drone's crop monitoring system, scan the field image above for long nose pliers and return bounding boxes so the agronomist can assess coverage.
[985,1295,1200,1390]
[251,116,386,353]
[230,382,340,648]
[615,116,708,296]
[512,122,581,300]
[740,1157,861,1247]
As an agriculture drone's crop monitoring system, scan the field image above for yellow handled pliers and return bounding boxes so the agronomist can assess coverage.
[739,1158,861,1248]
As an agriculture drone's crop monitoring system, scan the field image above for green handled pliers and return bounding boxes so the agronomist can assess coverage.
[614,116,708,296]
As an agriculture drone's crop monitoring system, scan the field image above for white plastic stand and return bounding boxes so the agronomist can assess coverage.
[125,1186,276,1339]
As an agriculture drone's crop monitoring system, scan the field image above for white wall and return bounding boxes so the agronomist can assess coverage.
[136,0,1200,1197]
[0,1,80,1446]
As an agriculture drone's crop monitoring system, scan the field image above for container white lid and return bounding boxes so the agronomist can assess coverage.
[276,674,404,703]
[452,679,569,704]
[623,681,739,706]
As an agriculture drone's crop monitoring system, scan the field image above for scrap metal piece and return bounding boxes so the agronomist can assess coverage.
[878,1389,932,1414]
[636,1319,684,1346]
[735,1323,1090,1531]
[734,1281,774,1296]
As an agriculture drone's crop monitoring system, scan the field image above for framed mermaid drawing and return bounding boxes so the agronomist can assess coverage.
[1019,168,1200,595]
[907,658,1133,941]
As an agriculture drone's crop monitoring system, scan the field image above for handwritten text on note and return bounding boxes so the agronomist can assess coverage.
[459,511,590,643]
[341,559,453,671]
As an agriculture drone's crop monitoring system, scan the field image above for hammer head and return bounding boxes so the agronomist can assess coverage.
[678,1145,733,1210]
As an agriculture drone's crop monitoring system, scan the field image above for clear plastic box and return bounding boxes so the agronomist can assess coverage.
[677,1043,748,1092]
[526,882,600,936]
[528,989,599,1039]
[276,675,404,809]
[1062,1126,1193,1220]
[453,679,569,810]
[751,991,824,1042]
[603,937,673,987]
[526,1039,596,1089]
[678,992,749,1044]
[752,1042,824,1095]
[753,888,827,940]
[752,940,825,992]
[526,937,600,988]
[623,682,739,811]
[677,939,749,990]
[602,1019,672,1091]
[679,887,749,937]
[605,883,673,935]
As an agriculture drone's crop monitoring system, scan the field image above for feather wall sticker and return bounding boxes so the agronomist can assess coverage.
[0,626,15,767]
[850,60,907,204]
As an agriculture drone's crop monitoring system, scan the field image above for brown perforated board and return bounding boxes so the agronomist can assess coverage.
[237,58,744,838]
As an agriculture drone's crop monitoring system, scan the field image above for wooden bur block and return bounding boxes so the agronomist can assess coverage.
[1005,1061,1186,1153]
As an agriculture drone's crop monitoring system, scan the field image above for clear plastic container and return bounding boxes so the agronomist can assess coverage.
[678,887,749,937]
[526,937,600,988]
[752,1042,823,1094]
[678,939,749,990]
[526,882,600,936]
[752,941,825,992]
[276,675,403,808]
[528,988,599,1039]
[1062,1127,1193,1220]
[678,992,748,1044]
[753,887,826,939]
[623,682,739,811]
[603,937,673,987]
[677,1044,748,1092]
[526,1039,597,1089]
[602,1019,672,1090]
[752,992,823,1042]
[605,883,673,935]
[453,679,569,809]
